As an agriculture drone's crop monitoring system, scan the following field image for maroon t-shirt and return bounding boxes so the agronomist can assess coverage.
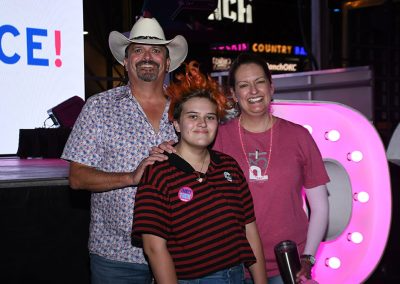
[213,117,330,277]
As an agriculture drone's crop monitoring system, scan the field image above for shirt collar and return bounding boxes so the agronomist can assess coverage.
[167,150,222,173]
[114,85,131,101]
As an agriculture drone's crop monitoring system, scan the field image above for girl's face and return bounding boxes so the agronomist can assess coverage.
[174,97,218,149]
[232,63,274,117]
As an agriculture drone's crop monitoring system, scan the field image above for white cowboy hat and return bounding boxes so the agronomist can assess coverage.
[109,17,188,72]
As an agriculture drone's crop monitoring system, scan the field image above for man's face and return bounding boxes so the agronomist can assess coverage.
[124,44,170,82]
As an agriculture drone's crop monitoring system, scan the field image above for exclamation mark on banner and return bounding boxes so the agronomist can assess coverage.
[55,30,62,67]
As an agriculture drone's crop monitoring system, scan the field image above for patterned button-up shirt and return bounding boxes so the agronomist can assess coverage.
[62,85,177,263]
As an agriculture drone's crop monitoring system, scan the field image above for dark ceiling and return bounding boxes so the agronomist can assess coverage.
[82,0,318,86]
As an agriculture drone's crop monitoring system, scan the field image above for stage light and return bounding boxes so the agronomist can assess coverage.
[325,257,341,269]
[303,124,313,134]
[347,150,363,162]
[325,130,340,142]
[353,191,369,203]
[348,232,364,244]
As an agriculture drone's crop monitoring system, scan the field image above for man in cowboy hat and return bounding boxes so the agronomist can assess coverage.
[62,17,188,283]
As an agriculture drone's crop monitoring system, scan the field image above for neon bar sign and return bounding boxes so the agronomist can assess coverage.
[268,62,297,72]
[211,42,307,56]
[212,56,298,72]
[211,43,249,51]
[252,43,307,56]
[212,57,232,71]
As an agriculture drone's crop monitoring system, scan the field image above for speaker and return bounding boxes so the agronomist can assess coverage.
[47,96,85,128]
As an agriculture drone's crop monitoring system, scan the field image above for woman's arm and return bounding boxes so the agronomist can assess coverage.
[304,185,329,255]
[142,234,177,284]
[246,221,268,284]
[297,185,329,281]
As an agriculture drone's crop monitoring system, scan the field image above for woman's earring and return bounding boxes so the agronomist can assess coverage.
[230,100,240,117]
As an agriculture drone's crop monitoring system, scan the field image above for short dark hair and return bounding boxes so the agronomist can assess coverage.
[228,53,272,89]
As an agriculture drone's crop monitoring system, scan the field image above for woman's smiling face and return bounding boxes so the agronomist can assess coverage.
[232,62,274,117]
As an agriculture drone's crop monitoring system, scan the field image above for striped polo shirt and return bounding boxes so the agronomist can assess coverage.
[132,150,257,279]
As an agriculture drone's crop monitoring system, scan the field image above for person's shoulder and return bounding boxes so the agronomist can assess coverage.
[86,85,129,104]
[218,117,238,132]
[149,158,171,171]
[276,117,310,135]
[211,149,238,164]
[220,117,238,127]
[142,158,172,184]
[211,150,244,178]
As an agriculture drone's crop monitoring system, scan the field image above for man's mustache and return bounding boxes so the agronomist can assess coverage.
[136,60,160,68]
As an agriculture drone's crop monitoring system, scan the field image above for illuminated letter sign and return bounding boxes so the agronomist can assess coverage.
[208,0,253,23]
[272,101,391,283]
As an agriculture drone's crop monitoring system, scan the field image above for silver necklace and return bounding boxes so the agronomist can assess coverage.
[238,114,273,181]
[176,150,208,183]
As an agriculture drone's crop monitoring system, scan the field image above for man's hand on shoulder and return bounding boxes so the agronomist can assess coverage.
[132,151,170,186]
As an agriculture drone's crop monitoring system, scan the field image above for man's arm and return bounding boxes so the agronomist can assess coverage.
[142,234,177,284]
[246,221,268,284]
[68,162,133,192]
[68,153,168,192]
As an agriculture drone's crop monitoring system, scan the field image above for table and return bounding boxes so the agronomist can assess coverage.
[17,128,71,158]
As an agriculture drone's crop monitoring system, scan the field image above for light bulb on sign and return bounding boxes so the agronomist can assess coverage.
[325,257,341,269]
[325,130,340,141]
[354,191,370,203]
[303,124,313,134]
[347,150,363,162]
[348,232,364,244]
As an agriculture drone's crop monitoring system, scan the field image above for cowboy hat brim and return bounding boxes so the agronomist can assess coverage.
[109,31,188,72]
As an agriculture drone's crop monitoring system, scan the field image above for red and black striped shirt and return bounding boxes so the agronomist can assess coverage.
[132,150,257,279]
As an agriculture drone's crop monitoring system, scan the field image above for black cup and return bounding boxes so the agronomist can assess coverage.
[274,240,301,284]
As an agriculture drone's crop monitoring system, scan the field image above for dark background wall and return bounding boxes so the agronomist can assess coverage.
[1,1,399,283]
[0,186,91,284]
[82,0,400,145]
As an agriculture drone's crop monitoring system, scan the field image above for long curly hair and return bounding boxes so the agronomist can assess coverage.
[167,61,229,121]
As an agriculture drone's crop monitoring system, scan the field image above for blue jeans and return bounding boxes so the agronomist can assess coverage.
[178,264,244,284]
[90,254,152,284]
[245,274,283,284]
